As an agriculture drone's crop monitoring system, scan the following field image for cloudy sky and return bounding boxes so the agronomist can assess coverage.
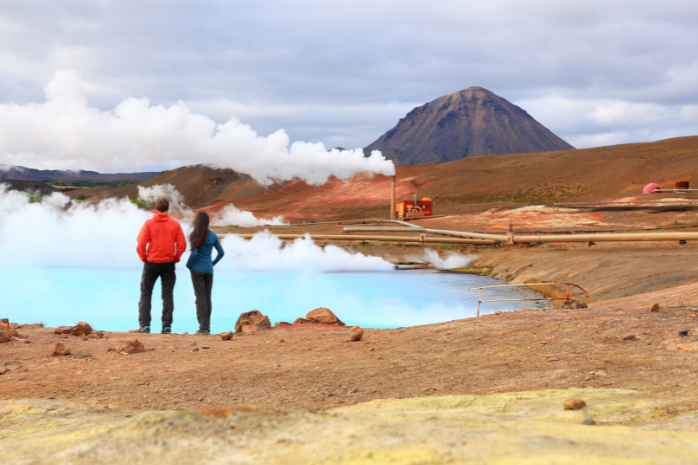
[1,0,697,171]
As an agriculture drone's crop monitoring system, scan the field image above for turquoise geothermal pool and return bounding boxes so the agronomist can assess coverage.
[1,268,543,333]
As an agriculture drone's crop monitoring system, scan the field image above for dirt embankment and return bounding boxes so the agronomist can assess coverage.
[469,244,698,303]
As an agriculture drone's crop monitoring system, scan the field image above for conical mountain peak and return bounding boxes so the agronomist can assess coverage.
[366,88,574,164]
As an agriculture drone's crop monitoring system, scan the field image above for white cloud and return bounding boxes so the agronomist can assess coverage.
[1,1,698,154]
[0,70,395,183]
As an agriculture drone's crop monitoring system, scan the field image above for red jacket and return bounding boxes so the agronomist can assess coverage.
[137,212,186,263]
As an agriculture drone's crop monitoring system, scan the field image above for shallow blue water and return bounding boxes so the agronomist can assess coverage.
[0,268,542,333]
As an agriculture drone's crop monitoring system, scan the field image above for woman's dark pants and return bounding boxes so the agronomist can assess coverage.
[190,271,213,332]
[138,260,176,329]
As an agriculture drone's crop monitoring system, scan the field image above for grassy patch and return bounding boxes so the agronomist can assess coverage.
[27,320,46,327]
[28,196,44,204]
[129,198,149,208]
[451,265,492,276]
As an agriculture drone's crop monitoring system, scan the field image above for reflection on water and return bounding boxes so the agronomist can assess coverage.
[1,268,544,333]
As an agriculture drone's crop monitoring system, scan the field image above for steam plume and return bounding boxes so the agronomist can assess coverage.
[0,70,395,185]
[0,185,391,271]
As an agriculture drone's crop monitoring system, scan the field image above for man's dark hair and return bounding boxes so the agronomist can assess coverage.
[155,197,169,213]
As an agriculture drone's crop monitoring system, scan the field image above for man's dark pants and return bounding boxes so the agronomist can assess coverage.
[190,271,213,332]
[139,260,176,329]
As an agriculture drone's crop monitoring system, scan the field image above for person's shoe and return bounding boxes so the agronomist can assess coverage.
[162,327,171,334]
[195,329,210,335]
[139,326,150,333]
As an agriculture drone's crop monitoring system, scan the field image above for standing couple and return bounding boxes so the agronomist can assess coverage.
[135,197,224,335]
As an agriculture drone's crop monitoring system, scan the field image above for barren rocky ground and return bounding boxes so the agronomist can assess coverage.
[3,299,698,410]
[3,298,698,463]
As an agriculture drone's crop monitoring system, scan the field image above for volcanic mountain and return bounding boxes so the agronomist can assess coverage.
[365,87,575,165]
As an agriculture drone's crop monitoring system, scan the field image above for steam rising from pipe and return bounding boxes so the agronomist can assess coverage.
[0,70,395,185]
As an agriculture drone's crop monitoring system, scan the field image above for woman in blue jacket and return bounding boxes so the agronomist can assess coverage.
[186,212,224,334]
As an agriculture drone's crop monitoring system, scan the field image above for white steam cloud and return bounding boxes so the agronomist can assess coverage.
[212,204,286,227]
[0,70,395,185]
[216,232,392,272]
[0,184,391,271]
[421,249,474,269]
[137,184,187,212]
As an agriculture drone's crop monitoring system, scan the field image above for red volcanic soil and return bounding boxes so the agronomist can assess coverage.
[87,136,698,221]
[3,301,698,412]
[222,136,698,221]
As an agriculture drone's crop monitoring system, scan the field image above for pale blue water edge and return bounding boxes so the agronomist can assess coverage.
[0,268,543,333]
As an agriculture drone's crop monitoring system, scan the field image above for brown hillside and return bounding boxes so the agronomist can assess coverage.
[365,87,574,165]
[83,165,275,209]
[231,136,698,220]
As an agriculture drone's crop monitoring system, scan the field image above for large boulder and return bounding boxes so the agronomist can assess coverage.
[306,308,345,326]
[235,310,271,334]
[70,322,92,336]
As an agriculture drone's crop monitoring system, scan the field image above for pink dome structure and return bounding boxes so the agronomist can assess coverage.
[643,183,661,194]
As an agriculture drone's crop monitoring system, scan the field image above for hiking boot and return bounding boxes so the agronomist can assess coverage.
[139,326,150,333]
[162,327,171,334]
[195,329,210,335]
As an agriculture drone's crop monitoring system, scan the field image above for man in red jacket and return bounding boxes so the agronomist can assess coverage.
[136,197,186,334]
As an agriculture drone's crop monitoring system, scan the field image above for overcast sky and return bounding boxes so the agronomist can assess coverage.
[1,0,697,171]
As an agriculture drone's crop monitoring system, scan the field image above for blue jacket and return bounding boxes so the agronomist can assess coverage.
[186,231,224,274]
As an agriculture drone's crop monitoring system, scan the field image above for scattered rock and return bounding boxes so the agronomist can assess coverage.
[275,322,292,327]
[0,367,8,375]
[72,351,92,358]
[4,361,20,366]
[563,398,586,410]
[622,334,637,341]
[110,339,146,355]
[52,341,72,356]
[235,310,271,334]
[0,334,10,344]
[202,345,210,349]
[54,323,94,336]
[89,331,104,339]
[651,303,660,312]
[547,357,560,362]
[582,418,596,425]
[347,326,364,342]
[220,331,234,341]
[279,338,285,343]
[70,322,93,336]
[306,308,346,326]
[678,329,689,337]
[192,347,200,352]
[292,318,315,325]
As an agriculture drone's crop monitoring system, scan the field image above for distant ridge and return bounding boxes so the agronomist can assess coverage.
[0,164,158,183]
[365,87,575,165]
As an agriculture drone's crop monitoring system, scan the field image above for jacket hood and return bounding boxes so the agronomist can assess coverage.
[153,212,170,222]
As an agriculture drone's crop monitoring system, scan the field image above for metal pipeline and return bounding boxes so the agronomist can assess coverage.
[224,233,495,245]
[511,232,698,243]
[343,226,698,243]
[344,225,508,241]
